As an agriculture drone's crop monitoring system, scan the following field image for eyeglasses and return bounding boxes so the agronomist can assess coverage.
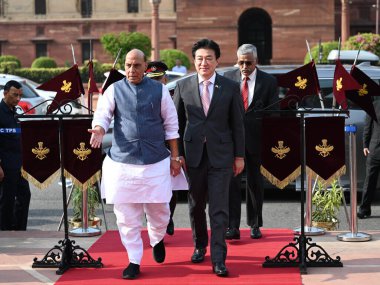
[237,61,254,66]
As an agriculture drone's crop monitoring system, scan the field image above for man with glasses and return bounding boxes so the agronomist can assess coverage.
[224,44,278,240]
[0,80,31,231]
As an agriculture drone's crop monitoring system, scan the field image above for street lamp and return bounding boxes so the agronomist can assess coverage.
[150,0,161,61]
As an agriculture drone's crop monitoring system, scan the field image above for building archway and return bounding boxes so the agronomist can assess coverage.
[238,8,272,65]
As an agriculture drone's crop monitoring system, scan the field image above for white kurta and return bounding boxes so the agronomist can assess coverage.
[92,82,180,204]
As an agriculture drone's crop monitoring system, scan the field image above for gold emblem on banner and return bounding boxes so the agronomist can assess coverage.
[73,142,92,161]
[295,76,307,89]
[271,141,290,159]
[336,77,343,91]
[61,80,72,93]
[32,142,50,160]
[315,139,334,157]
[358,83,368,96]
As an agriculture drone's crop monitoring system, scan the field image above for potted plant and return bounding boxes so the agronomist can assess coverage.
[311,179,343,231]
[69,184,101,228]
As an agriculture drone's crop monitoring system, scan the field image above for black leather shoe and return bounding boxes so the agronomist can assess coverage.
[122,263,140,279]
[166,218,174,235]
[212,262,228,277]
[153,239,165,263]
[191,248,207,263]
[225,228,240,240]
[250,226,262,239]
[357,209,371,219]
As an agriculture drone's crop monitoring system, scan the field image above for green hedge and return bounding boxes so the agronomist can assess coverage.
[0,55,21,68]
[13,63,113,84]
[31,57,57,68]
[0,61,19,73]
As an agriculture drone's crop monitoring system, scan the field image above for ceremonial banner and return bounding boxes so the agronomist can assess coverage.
[347,65,379,122]
[62,119,102,189]
[37,64,85,114]
[260,117,301,189]
[20,120,60,189]
[102,68,124,94]
[333,60,361,110]
[305,117,346,184]
[87,60,99,94]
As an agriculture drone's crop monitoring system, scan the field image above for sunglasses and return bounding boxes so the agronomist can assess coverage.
[237,61,254,66]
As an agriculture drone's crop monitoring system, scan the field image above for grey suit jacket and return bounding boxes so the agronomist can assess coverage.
[173,73,245,168]
[223,68,278,156]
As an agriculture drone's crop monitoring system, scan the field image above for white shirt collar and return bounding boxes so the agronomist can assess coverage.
[198,72,216,85]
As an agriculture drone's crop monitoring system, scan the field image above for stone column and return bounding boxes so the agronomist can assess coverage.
[150,0,161,61]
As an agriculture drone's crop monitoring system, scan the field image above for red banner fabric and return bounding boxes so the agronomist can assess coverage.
[260,117,301,189]
[305,116,346,184]
[62,119,102,189]
[20,120,60,189]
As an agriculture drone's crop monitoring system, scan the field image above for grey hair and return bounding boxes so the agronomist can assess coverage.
[237,44,257,60]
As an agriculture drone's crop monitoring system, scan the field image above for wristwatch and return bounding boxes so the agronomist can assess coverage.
[170,156,181,162]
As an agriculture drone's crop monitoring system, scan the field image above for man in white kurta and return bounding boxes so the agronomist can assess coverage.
[89,49,181,279]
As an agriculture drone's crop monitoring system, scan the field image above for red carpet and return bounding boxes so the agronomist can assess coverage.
[55,229,301,285]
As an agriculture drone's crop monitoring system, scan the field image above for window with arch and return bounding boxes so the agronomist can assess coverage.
[35,0,46,15]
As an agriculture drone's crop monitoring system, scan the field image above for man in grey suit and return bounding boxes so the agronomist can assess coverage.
[224,44,278,240]
[173,39,245,277]
[358,98,380,219]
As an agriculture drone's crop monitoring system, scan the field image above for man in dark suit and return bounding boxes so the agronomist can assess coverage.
[173,39,245,277]
[223,44,278,240]
[358,99,380,219]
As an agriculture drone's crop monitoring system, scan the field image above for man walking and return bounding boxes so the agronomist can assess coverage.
[174,38,245,277]
[224,44,278,240]
[89,49,181,279]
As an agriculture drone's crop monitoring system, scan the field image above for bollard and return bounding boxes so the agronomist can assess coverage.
[294,175,325,235]
[69,188,101,237]
[337,124,371,242]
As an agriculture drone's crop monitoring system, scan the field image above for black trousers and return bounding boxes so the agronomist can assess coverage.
[169,191,177,219]
[228,152,264,229]
[0,169,31,230]
[187,147,232,263]
[360,152,380,211]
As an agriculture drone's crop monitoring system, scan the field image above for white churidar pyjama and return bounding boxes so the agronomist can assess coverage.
[114,202,170,265]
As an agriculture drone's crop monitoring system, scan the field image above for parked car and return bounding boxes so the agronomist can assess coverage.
[0,74,47,115]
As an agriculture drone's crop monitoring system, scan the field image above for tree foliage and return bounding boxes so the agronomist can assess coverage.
[100,32,152,67]
[345,33,380,57]
[304,41,339,64]
[160,49,191,70]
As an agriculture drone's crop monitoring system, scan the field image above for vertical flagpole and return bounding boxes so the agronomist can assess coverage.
[88,40,92,114]
[306,40,325,110]
[352,42,363,67]
[113,48,122,69]
[332,38,341,110]
[71,44,85,114]
[71,44,77,65]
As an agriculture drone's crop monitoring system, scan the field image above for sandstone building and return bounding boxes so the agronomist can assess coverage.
[0,0,377,67]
